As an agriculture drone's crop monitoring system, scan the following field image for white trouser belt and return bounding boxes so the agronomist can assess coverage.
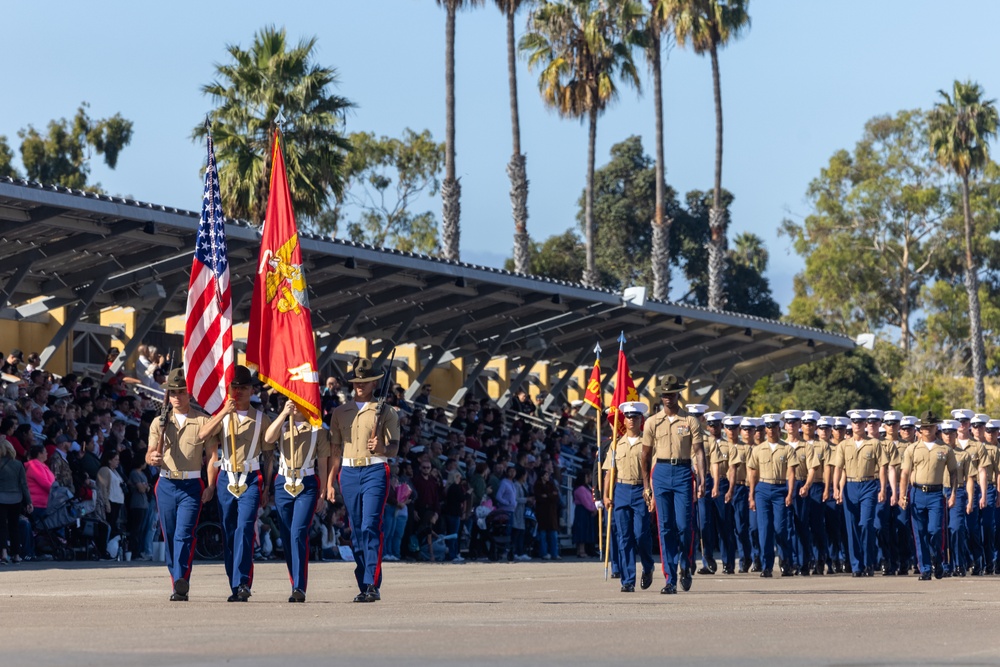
[342,456,388,467]
[159,470,201,480]
[218,461,260,473]
[279,466,315,479]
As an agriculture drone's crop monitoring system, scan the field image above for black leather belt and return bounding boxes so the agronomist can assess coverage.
[656,458,691,467]
[732,481,747,486]
[915,484,943,493]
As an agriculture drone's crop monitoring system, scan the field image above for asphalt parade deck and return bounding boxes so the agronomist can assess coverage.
[1,560,998,666]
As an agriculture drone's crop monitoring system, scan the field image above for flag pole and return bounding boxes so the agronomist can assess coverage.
[591,343,604,577]
[603,332,627,579]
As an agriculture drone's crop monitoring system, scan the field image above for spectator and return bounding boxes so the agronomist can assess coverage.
[47,434,74,490]
[442,470,469,562]
[1,418,23,460]
[384,463,412,562]
[0,437,31,563]
[415,510,446,562]
[126,455,149,560]
[571,470,598,558]
[414,384,432,406]
[412,459,443,522]
[534,460,561,560]
[2,349,23,376]
[511,466,532,561]
[24,444,54,526]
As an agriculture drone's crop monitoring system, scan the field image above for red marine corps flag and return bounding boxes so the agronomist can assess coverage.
[246,130,322,426]
[606,332,638,439]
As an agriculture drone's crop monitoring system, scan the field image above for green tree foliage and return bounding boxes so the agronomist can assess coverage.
[320,129,444,255]
[504,229,587,283]
[0,136,16,178]
[928,80,999,408]
[521,0,645,286]
[745,349,892,416]
[194,25,353,226]
[15,103,133,191]
[781,110,947,350]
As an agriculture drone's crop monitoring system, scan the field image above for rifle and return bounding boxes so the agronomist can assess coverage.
[155,351,176,456]
[369,348,397,452]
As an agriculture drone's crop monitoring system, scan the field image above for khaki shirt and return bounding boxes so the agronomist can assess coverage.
[882,439,903,467]
[833,438,888,479]
[787,441,820,482]
[207,408,274,470]
[148,411,210,473]
[642,410,703,461]
[747,441,797,482]
[944,443,979,487]
[729,441,753,484]
[902,442,959,486]
[709,437,733,480]
[978,443,1000,486]
[277,422,332,469]
[347,403,401,459]
[603,434,644,485]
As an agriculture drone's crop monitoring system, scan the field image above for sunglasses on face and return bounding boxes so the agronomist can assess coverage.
[786,418,800,423]
[851,419,864,424]
[987,428,999,434]
[866,419,881,424]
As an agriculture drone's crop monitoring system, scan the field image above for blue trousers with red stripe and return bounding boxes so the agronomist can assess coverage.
[340,463,389,593]
[217,472,261,594]
[652,463,694,585]
[275,474,318,592]
[909,487,945,575]
[155,477,203,586]
[612,482,654,587]
[843,480,879,572]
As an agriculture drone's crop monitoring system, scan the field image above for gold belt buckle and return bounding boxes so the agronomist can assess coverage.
[234,463,244,473]
[168,470,182,480]
[359,457,371,467]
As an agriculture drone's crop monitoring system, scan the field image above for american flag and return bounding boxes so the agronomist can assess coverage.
[183,134,234,414]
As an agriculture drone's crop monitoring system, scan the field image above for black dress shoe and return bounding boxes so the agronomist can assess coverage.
[751,558,762,572]
[353,591,368,603]
[661,583,677,594]
[780,567,793,577]
[934,562,944,579]
[707,557,717,574]
[919,572,932,581]
[812,566,822,576]
[610,572,621,579]
[169,592,188,601]
[697,566,713,575]
[363,584,380,602]
[174,578,189,596]
[800,567,810,577]
[864,567,874,577]
[723,565,735,575]
[738,561,749,574]
[237,583,252,601]
[227,593,240,602]
[620,584,635,592]
[289,588,306,603]
[640,569,653,590]
[851,571,863,578]
[680,568,693,591]
[760,569,773,578]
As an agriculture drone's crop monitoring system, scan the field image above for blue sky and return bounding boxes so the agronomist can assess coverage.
[5,1,1000,311]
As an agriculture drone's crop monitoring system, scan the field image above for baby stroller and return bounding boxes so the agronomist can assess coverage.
[483,509,511,562]
[34,483,93,561]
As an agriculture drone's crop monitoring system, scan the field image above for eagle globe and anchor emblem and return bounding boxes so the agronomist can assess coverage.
[259,233,309,314]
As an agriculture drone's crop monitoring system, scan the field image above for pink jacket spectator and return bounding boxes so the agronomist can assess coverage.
[25,458,55,509]
[572,485,596,513]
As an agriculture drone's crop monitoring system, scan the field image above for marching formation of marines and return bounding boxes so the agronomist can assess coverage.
[604,374,1000,591]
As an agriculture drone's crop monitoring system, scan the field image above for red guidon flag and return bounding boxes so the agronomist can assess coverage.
[606,336,638,438]
[246,131,322,426]
[583,358,602,411]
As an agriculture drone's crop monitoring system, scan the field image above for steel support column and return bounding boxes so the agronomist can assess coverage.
[0,249,41,310]
[374,313,416,367]
[541,347,592,413]
[103,281,184,380]
[634,354,669,399]
[38,276,109,368]
[497,349,548,409]
[450,332,510,406]
[316,302,367,373]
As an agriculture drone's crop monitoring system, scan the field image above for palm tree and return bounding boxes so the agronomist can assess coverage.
[647,1,673,300]
[495,0,532,273]
[193,25,353,226]
[521,0,645,287]
[928,80,999,408]
[437,0,484,262]
[662,0,750,310]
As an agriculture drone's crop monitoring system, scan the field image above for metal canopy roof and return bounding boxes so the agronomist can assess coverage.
[0,177,854,401]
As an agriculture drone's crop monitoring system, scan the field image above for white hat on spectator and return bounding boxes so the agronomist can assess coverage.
[939,420,959,432]
[900,416,919,428]
[866,409,884,421]
[952,408,975,421]
[50,386,70,399]
[987,420,1000,430]
[781,409,803,421]
[704,411,726,423]
[846,409,869,422]
[801,410,821,423]
[411,445,426,453]
[762,413,783,427]
[618,401,648,416]
[686,403,709,416]
[834,416,851,429]
[723,415,742,428]
[972,413,990,425]
[882,411,903,423]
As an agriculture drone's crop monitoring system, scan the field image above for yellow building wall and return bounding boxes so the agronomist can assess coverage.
[0,307,71,376]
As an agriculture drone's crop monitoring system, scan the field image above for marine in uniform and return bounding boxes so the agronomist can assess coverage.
[640,375,705,594]
[956,410,987,575]
[940,418,977,576]
[782,409,816,575]
[197,365,273,602]
[145,368,217,601]
[864,409,898,576]
[978,419,1000,573]
[798,411,827,575]
[602,401,654,592]
[264,400,331,602]
[329,358,400,603]
[686,403,716,575]
[899,411,959,580]
[892,414,919,575]
[722,416,753,572]
[832,409,890,576]
[818,417,843,573]
[705,411,735,574]
[746,414,798,577]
